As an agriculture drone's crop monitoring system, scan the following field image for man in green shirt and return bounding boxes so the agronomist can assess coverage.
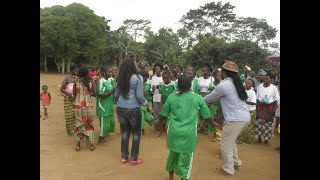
[159,74,220,180]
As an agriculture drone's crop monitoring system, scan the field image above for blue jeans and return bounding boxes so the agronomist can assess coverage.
[117,107,142,161]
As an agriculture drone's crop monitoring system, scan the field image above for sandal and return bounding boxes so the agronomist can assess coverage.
[130,157,143,166]
[215,168,232,176]
[89,144,96,151]
[75,142,80,151]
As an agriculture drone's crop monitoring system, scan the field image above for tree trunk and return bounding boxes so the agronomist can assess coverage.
[54,57,61,72]
[66,60,70,73]
[43,52,48,72]
[61,58,65,74]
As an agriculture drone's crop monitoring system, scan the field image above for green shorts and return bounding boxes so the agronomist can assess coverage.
[166,150,194,179]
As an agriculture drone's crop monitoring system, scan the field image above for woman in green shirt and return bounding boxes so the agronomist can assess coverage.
[159,74,219,180]
[96,66,116,144]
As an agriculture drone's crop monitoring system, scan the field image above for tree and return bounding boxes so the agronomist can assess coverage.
[224,17,278,48]
[121,19,151,42]
[223,40,269,72]
[180,1,236,45]
[144,28,184,66]
[184,35,227,69]
[40,6,79,73]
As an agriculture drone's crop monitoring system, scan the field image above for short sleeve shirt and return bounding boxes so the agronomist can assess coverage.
[159,82,176,104]
[96,78,114,116]
[160,91,211,153]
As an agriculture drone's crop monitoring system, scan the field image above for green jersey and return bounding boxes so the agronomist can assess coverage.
[160,91,211,153]
[144,79,153,103]
[172,79,178,92]
[108,77,117,103]
[159,81,176,104]
[96,77,114,117]
[191,78,200,94]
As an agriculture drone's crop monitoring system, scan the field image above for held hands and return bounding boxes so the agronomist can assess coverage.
[147,105,154,114]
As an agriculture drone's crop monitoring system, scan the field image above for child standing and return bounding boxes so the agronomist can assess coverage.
[155,70,176,137]
[40,85,51,120]
[159,74,218,180]
[96,66,116,144]
[236,78,257,144]
[150,63,164,132]
[140,71,154,135]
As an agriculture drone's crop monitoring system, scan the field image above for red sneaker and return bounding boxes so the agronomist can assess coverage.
[130,157,143,166]
[120,159,129,164]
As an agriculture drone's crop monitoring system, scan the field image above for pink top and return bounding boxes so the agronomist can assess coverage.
[41,92,50,106]
[65,83,74,94]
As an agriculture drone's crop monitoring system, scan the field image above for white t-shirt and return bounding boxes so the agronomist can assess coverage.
[198,76,214,93]
[150,75,163,102]
[245,89,256,111]
[256,83,280,104]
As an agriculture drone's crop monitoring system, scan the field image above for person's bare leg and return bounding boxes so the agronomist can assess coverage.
[44,107,48,117]
[169,170,174,180]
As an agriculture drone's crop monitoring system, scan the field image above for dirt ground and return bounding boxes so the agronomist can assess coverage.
[40,73,280,180]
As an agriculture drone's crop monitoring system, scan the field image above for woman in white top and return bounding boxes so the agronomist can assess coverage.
[237,79,257,144]
[197,66,214,134]
[255,76,280,145]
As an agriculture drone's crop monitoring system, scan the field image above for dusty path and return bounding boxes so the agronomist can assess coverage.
[40,73,280,180]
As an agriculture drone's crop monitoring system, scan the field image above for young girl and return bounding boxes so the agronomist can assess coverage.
[73,66,95,151]
[207,69,222,142]
[155,70,176,137]
[150,63,163,132]
[236,79,257,144]
[140,71,154,135]
[40,85,51,120]
[96,66,116,144]
[197,66,214,135]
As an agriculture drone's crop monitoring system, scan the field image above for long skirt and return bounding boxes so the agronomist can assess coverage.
[64,97,76,134]
[237,111,256,144]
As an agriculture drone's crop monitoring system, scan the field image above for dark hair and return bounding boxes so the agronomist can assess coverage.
[77,66,91,90]
[204,63,213,73]
[153,62,163,73]
[162,69,170,76]
[42,85,48,90]
[178,74,192,94]
[100,65,112,76]
[171,69,178,78]
[176,66,183,72]
[247,78,255,88]
[70,64,78,72]
[117,58,139,98]
[140,70,149,83]
[223,68,248,101]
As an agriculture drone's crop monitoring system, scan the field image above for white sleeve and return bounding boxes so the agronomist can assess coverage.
[274,85,280,102]
[249,90,256,103]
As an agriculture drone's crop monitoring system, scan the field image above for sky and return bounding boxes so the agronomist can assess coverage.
[40,0,280,45]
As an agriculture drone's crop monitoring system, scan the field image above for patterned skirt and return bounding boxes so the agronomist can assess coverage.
[236,111,256,144]
[64,97,76,134]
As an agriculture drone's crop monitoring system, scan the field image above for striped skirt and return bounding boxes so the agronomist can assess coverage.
[64,97,76,134]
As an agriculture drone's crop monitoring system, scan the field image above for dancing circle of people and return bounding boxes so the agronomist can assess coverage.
[41,58,280,180]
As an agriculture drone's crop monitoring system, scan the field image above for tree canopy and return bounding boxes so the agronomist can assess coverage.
[40,1,279,73]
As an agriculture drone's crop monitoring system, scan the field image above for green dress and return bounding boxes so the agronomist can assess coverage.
[96,77,115,137]
[141,79,154,128]
[160,91,211,153]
